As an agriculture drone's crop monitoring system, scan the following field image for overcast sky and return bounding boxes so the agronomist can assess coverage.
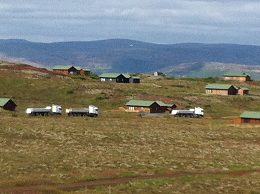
[1,0,260,45]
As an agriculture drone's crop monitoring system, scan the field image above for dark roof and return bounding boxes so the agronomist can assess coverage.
[99,73,139,79]
[126,100,175,107]
[240,111,260,119]
[224,72,250,77]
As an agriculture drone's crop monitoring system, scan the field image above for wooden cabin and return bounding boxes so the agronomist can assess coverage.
[237,111,260,124]
[0,98,17,111]
[205,84,238,95]
[125,100,176,113]
[99,73,140,83]
[53,65,90,75]
[223,72,251,82]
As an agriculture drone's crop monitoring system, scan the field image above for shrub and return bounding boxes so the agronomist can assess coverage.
[66,90,74,94]
[171,84,185,88]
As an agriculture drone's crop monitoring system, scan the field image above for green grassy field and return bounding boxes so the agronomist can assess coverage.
[1,68,260,193]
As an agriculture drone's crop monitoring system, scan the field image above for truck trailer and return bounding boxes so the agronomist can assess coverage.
[171,107,204,118]
[66,105,98,117]
[26,104,62,116]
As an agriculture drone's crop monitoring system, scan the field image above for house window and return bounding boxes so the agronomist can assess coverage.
[207,89,213,93]
[101,78,105,81]
[109,78,112,81]
[226,77,229,79]
[129,106,135,110]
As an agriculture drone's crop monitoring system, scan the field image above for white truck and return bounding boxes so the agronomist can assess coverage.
[171,107,204,118]
[66,105,98,117]
[26,104,62,116]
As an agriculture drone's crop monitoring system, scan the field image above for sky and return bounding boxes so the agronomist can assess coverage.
[1,0,260,45]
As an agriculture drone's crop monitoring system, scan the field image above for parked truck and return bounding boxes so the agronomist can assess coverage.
[171,107,204,118]
[26,104,62,116]
[66,105,98,117]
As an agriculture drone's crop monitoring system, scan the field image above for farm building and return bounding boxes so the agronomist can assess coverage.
[125,100,177,113]
[238,87,249,95]
[205,84,238,95]
[53,65,90,75]
[99,73,140,83]
[235,111,260,124]
[153,71,165,76]
[0,98,17,111]
[223,72,251,82]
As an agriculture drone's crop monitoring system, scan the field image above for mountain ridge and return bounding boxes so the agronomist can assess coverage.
[1,39,260,77]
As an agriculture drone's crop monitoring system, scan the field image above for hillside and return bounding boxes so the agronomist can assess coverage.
[2,64,260,193]
[1,39,260,78]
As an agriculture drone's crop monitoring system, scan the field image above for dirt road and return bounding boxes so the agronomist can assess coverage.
[0,170,260,194]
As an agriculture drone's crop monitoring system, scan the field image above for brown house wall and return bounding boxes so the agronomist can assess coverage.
[127,104,169,113]
[240,118,260,124]
[206,87,237,95]
[223,76,250,81]
[54,70,69,75]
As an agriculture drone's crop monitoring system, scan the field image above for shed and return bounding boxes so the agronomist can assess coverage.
[238,87,249,95]
[205,84,238,95]
[239,111,260,124]
[0,98,17,111]
[223,72,251,82]
[125,100,176,113]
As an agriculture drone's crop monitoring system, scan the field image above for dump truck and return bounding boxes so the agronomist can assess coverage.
[26,104,62,116]
[171,107,204,118]
[66,105,98,117]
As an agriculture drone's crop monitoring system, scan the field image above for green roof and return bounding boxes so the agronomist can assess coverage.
[0,98,15,106]
[240,87,249,91]
[131,76,140,79]
[99,73,121,78]
[205,84,237,90]
[83,68,90,71]
[240,111,260,119]
[73,66,82,70]
[99,73,134,78]
[224,72,250,77]
[126,100,174,107]
[53,65,73,70]
[53,65,83,70]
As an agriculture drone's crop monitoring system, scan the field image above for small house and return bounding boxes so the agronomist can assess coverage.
[238,87,249,95]
[239,111,260,124]
[154,72,165,76]
[99,73,140,83]
[53,65,90,76]
[0,98,17,111]
[205,84,238,95]
[125,100,177,113]
[53,65,78,75]
[223,72,251,82]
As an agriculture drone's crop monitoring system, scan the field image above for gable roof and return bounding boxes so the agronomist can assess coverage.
[53,65,74,70]
[205,84,237,90]
[224,72,250,77]
[99,73,133,79]
[99,73,121,78]
[73,66,82,70]
[0,98,16,107]
[240,111,260,119]
[53,65,83,70]
[126,100,175,107]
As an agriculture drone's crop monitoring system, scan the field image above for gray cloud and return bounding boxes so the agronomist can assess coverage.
[0,0,260,45]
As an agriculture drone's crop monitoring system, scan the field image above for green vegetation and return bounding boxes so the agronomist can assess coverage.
[1,68,260,193]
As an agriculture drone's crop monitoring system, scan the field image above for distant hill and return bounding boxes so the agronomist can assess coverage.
[1,39,260,78]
